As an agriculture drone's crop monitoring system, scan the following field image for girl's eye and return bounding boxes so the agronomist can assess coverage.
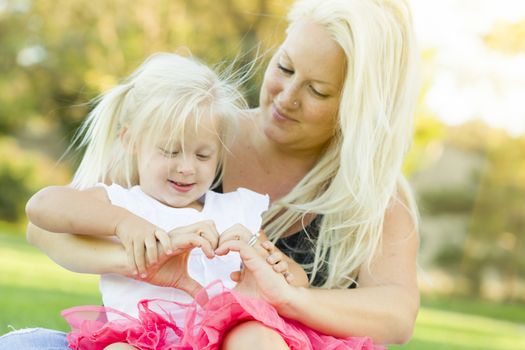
[277,63,294,75]
[196,154,210,160]
[159,148,178,158]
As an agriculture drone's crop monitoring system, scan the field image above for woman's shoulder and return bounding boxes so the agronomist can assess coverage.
[383,194,419,244]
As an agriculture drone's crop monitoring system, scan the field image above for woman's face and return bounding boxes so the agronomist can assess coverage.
[259,20,346,154]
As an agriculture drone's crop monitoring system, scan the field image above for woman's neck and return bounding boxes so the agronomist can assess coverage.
[222,109,324,203]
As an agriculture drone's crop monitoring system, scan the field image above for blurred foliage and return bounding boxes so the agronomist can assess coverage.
[404,48,446,176]
[0,137,70,222]
[0,0,290,137]
[419,186,477,215]
[462,133,525,300]
[424,122,525,301]
[484,19,525,54]
[0,0,291,223]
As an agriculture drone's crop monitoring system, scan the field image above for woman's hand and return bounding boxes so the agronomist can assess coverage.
[215,239,296,309]
[219,225,298,285]
[218,223,255,245]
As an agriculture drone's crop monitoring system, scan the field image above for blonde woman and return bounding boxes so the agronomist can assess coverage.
[1,0,420,348]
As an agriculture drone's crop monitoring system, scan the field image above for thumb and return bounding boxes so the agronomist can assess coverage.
[230,270,242,282]
[180,277,206,303]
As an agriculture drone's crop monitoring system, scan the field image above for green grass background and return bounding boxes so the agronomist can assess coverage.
[1,227,524,349]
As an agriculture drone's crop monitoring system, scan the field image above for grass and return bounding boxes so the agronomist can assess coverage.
[0,227,101,333]
[1,227,525,349]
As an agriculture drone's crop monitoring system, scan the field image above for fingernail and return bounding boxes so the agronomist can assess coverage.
[262,241,271,248]
[140,273,147,278]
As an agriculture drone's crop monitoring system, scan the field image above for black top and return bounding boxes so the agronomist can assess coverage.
[214,183,355,288]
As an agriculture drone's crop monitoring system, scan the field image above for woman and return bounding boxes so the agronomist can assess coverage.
[1,0,420,348]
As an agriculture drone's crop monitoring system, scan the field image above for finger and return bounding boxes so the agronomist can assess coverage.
[133,240,147,278]
[181,277,206,305]
[145,235,158,266]
[172,235,215,258]
[220,224,252,244]
[230,270,242,282]
[124,243,139,276]
[284,272,295,284]
[197,229,219,250]
[215,240,261,265]
[266,251,283,265]
[219,240,285,286]
[261,240,276,253]
[155,228,173,255]
[272,260,289,274]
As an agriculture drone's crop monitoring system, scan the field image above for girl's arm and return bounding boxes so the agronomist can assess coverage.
[26,186,136,237]
[26,185,175,274]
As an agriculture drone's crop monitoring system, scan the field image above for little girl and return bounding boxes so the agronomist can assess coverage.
[26,53,295,349]
[26,53,384,350]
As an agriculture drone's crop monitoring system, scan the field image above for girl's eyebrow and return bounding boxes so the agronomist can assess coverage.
[280,49,338,88]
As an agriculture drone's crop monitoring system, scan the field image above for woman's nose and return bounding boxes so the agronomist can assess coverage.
[278,81,300,109]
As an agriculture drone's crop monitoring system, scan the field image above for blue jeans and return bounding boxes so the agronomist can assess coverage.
[0,328,69,350]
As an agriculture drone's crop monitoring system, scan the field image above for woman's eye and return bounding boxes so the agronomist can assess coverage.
[310,86,328,98]
[277,63,294,75]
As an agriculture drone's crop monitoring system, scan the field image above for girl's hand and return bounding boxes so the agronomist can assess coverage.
[142,239,203,298]
[141,220,220,297]
[215,239,295,309]
[114,215,172,278]
[167,220,220,254]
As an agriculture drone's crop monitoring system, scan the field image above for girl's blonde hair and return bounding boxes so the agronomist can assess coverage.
[263,0,420,288]
[71,53,246,189]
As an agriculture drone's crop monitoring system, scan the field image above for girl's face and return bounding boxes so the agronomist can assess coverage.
[259,20,346,155]
[136,118,220,210]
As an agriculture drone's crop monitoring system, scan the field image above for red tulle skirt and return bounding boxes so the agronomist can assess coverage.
[61,282,386,350]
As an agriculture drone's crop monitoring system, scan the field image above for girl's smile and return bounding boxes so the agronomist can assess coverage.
[136,117,221,210]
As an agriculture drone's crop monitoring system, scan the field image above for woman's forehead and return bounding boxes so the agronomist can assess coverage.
[282,20,346,88]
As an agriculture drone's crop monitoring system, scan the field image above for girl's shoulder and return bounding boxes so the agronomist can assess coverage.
[206,187,269,209]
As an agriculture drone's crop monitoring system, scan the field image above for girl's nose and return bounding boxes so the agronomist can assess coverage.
[175,157,195,176]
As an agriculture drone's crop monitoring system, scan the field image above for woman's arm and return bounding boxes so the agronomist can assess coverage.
[277,200,419,344]
[26,223,132,275]
[219,200,419,344]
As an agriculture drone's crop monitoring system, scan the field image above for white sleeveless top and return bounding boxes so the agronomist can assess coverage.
[97,184,269,322]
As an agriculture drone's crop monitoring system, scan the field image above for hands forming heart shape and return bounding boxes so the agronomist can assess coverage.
[127,221,296,307]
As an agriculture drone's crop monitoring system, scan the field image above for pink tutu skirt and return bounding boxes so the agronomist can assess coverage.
[62,282,385,350]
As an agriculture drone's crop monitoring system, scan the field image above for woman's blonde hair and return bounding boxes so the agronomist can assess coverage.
[71,53,246,189]
[263,0,420,288]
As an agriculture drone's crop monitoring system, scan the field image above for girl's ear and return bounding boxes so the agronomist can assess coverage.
[119,126,135,154]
